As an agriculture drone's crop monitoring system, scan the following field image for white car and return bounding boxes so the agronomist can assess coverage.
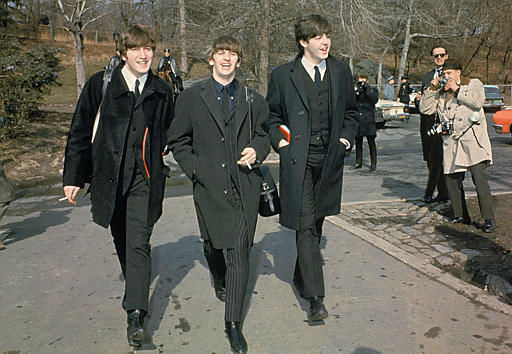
[374,100,410,128]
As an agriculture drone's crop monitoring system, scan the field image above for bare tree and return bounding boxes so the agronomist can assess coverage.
[56,0,104,96]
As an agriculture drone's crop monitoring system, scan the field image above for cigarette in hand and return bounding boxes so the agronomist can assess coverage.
[59,197,68,202]
[245,160,252,170]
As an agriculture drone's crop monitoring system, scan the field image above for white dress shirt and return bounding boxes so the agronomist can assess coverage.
[121,66,149,94]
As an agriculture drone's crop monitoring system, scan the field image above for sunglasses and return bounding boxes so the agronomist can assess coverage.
[433,53,446,58]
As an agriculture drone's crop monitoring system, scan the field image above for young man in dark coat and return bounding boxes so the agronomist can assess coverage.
[63,25,174,348]
[354,74,379,171]
[167,35,270,354]
[415,46,450,204]
[266,14,358,322]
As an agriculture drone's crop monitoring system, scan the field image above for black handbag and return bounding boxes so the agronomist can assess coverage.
[258,165,281,216]
[246,87,281,217]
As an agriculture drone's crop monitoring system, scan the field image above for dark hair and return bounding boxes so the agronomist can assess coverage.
[294,14,331,56]
[430,45,448,56]
[357,73,369,80]
[119,24,156,57]
[207,35,243,61]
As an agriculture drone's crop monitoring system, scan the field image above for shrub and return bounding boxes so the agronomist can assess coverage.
[0,33,62,139]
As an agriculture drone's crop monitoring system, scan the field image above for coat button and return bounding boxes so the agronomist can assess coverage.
[221,137,225,142]
[291,158,296,165]
[224,189,228,194]
[109,177,114,182]
[221,163,227,168]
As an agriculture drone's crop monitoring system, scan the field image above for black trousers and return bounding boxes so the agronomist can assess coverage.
[424,135,448,198]
[445,161,494,220]
[203,211,250,322]
[355,135,377,167]
[110,170,153,313]
[294,148,326,298]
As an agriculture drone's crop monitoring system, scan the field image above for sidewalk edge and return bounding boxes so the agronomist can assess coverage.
[326,215,512,316]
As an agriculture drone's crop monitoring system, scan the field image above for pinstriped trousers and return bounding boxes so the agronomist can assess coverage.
[203,213,250,322]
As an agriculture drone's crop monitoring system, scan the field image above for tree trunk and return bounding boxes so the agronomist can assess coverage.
[50,0,56,41]
[257,0,270,96]
[378,48,389,94]
[73,32,86,97]
[398,17,412,84]
[178,0,188,74]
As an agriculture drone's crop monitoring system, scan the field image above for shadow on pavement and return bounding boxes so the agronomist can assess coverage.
[243,225,329,321]
[147,234,207,337]
[381,176,424,200]
[1,209,71,245]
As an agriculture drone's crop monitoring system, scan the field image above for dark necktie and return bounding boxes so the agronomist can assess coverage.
[134,79,140,101]
[221,86,231,118]
[314,66,321,88]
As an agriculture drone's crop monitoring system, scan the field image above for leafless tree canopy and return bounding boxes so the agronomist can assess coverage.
[10,0,512,93]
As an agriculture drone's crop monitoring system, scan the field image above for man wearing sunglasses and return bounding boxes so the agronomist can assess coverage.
[415,46,450,204]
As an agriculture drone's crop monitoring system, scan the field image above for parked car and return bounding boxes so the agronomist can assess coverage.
[492,106,512,136]
[483,85,504,112]
[375,100,409,129]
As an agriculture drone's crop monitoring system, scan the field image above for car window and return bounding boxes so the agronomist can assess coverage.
[485,87,499,94]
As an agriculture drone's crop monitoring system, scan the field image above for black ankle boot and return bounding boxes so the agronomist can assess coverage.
[127,309,148,348]
[225,321,247,354]
[308,296,328,321]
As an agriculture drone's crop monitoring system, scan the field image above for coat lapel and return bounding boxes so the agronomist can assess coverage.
[290,59,310,113]
[234,83,249,138]
[200,78,226,135]
[327,57,340,115]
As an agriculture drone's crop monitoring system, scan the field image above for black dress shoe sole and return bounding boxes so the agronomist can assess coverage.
[309,309,328,321]
[128,328,148,347]
[215,290,226,302]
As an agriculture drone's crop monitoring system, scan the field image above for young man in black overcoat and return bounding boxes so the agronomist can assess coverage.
[63,25,174,348]
[266,14,358,322]
[167,35,270,354]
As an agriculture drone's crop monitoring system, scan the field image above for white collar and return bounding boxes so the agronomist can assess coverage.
[121,66,149,93]
[301,56,327,81]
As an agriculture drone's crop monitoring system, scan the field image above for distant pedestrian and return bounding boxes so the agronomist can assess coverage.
[0,160,15,250]
[415,45,449,204]
[383,76,395,100]
[354,74,379,171]
[398,75,412,106]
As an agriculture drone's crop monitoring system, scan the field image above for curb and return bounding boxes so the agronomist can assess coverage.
[326,215,512,316]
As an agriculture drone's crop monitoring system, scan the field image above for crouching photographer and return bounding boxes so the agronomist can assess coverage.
[419,60,496,233]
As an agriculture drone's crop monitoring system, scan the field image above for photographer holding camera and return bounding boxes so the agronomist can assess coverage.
[354,74,379,171]
[419,60,496,233]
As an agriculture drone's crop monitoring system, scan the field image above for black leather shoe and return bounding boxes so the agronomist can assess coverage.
[422,195,433,204]
[482,219,496,233]
[308,296,328,321]
[353,163,362,169]
[213,279,226,302]
[225,321,247,354]
[432,195,449,203]
[444,216,471,225]
[293,276,305,299]
[127,309,148,348]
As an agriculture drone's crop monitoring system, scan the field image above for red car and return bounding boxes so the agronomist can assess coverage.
[492,107,512,136]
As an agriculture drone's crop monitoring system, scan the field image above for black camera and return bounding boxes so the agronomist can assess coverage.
[437,78,448,89]
[427,121,453,136]
[357,80,368,93]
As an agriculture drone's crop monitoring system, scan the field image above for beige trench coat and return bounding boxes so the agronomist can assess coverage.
[419,78,492,174]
